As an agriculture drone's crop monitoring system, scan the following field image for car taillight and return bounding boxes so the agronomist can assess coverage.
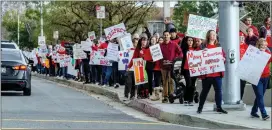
[13,65,27,70]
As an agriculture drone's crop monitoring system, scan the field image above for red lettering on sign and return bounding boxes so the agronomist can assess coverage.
[106,28,125,40]
[198,67,207,72]
[190,68,196,74]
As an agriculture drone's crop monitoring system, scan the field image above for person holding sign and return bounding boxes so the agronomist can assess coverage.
[160,30,182,103]
[250,38,271,120]
[197,30,227,114]
[181,36,200,106]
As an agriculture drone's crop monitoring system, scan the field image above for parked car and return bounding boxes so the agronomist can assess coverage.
[1,40,19,50]
[1,48,32,95]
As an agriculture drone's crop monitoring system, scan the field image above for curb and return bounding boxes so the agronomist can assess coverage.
[33,74,252,129]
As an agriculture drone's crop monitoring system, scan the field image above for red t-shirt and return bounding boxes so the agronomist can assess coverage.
[184,47,194,70]
[240,43,248,60]
[262,50,272,78]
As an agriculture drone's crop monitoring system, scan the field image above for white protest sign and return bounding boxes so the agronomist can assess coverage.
[104,23,126,40]
[118,50,134,70]
[73,44,87,59]
[88,31,96,41]
[106,42,119,62]
[96,5,105,19]
[67,58,77,76]
[235,45,271,85]
[38,36,46,46]
[150,44,163,61]
[81,41,92,51]
[89,49,112,66]
[60,55,70,67]
[187,47,225,76]
[187,14,217,39]
[120,34,134,50]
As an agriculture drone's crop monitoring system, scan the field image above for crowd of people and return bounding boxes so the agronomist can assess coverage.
[31,16,271,120]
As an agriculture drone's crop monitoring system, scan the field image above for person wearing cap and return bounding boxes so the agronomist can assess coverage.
[239,31,249,100]
[170,28,182,47]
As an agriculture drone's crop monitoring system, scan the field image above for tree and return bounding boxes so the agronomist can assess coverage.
[173,1,218,33]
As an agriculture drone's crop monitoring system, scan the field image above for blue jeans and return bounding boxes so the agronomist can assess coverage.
[251,77,269,117]
[103,66,113,85]
[62,67,67,78]
[199,77,222,108]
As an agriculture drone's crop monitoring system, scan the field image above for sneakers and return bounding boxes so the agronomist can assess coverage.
[150,88,160,101]
[162,97,168,103]
[114,84,119,89]
[216,108,228,114]
[262,115,270,120]
[188,102,194,106]
[184,101,188,106]
[251,113,260,118]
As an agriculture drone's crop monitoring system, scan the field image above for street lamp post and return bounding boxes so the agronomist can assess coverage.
[40,1,43,37]
[218,1,246,110]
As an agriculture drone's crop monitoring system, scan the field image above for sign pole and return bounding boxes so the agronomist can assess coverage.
[100,18,102,38]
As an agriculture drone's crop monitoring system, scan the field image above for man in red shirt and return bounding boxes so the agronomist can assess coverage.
[160,30,182,103]
[170,28,182,46]
[244,17,259,36]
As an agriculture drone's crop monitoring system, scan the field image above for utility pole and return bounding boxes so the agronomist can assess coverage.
[219,1,246,110]
[163,1,170,31]
[40,1,43,37]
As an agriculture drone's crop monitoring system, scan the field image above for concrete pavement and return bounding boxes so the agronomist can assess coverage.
[32,73,272,129]
[1,77,197,129]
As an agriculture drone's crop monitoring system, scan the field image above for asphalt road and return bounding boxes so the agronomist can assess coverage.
[1,77,200,129]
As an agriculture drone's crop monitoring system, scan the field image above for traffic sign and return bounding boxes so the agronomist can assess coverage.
[96,5,105,19]
[38,36,46,46]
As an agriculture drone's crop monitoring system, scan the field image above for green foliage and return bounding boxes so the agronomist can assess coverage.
[173,1,218,33]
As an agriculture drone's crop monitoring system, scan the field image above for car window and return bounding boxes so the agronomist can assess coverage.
[2,51,22,61]
[1,44,16,49]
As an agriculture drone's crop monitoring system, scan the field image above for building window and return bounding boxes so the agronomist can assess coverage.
[148,22,165,36]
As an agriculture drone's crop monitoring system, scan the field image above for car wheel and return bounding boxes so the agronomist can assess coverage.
[23,88,31,96]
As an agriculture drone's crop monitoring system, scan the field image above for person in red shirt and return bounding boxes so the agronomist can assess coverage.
[160,30,182,103]
[259,17,271,51]
[197,30,227,114]
[239,31,249,100]
[127,36,149,99]
[244,17,259,36]
[170,28,182,47]
[181,36,198,106]
[250,38,271,120]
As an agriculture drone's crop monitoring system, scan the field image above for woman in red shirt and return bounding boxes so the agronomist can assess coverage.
[181,36,198,106]
[239,32,249,100]
[128,37,149,99]
[250,38,271,120]
[197,30,228,114]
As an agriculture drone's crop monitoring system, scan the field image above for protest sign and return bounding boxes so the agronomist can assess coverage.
[89,49,112,66]
[67,58,77,76]
[186,14,217,39]
[60,55,70,67]
[106,42,119,62]
[133,58,148,85]
[187,47,225,76]
[120,34,134,50]
[149,44,163,61]
[235,45,271,85]
[73,44,87,59]
[104,23,126,40]
[88,31,96,41]
[118,50,134,70]
[81,41,92,51]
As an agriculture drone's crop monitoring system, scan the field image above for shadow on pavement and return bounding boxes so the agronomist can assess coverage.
[1,91,23,96]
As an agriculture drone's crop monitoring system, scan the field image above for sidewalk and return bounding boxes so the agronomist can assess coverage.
[33,73,271,129]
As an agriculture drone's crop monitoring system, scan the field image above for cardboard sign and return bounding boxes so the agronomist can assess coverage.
[186,14,217,39]
[88,31,96,41]
[73,44,87,59]
[133,58,148,85]
[149,44,163,61]
[118,50,134,71]
[106,42,119,62]
[59,55,70,67]
[187,47,225,76]
[236,45,271,85]
[120,34,134,50]
[81,41,92,51]
[89,49,112,66]
[104,23,126,40]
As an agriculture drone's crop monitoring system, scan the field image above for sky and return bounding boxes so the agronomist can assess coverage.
[155,2,178,7]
